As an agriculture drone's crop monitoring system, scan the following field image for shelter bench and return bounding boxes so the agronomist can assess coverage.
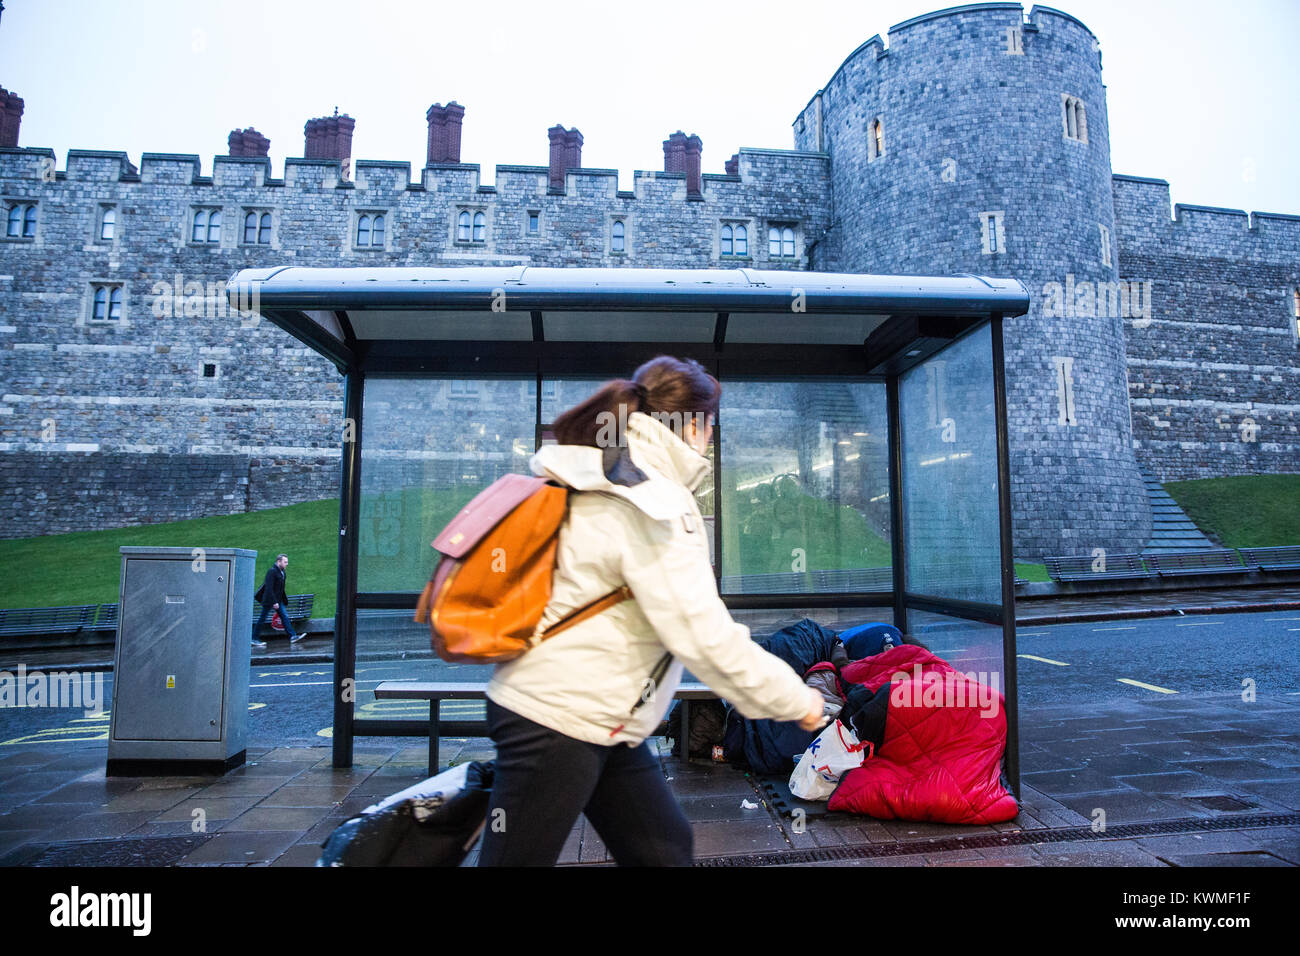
[1145,550,1246,577]
[0,605,98,638]
[374,680,718,775]
[1043,553,1151,583]
[1238,546,1300,572]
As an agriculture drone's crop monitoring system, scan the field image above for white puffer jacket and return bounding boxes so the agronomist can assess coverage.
[485,411,812,746]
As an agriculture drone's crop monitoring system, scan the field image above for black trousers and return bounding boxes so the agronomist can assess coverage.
[477,698,693,867]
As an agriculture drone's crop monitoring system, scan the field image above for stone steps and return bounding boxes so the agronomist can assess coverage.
[1141,473,1215,554]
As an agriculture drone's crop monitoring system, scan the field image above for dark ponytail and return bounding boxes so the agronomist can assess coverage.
[551,355,720,448]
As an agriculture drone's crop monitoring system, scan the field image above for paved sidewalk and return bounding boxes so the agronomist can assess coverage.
[0,691,1295,867]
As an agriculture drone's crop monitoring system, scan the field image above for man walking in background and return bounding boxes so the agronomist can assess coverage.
[252,553,302,649]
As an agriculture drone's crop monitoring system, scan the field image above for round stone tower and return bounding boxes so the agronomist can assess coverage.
[795,2,1151,559]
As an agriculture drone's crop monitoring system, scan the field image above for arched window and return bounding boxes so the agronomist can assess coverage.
[371,214,385,246]
[192,209,206,243]
[1063,96,1087,143]
[458,211,471,242]
[611,219,626,253]
[99,207,115,241]
[721,224,733,256]
[91,284,123,322]
[473,211,486,242]
[868,118,885,161]
[258,212,271,244]
[244,212,259,244]
[23,204,37,238]
[769,225,796,257]
[357,215,371,246]
[206,209,221,243]
[735,225,748,256]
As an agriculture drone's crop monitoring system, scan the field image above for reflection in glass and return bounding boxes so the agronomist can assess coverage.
[719,381,891,594]
[901,325,1002,604]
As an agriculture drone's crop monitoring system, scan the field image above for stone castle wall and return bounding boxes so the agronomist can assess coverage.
[0,145,829,537]
[1111,175,1300,480]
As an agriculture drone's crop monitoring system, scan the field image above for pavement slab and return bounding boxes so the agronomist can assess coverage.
[177,830,302,865]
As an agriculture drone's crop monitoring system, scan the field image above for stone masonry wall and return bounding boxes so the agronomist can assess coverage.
[0,146,830,537]
[1112,175,1300,480]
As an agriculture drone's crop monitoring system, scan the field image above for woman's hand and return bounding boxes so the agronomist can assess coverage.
[797,687,829,732]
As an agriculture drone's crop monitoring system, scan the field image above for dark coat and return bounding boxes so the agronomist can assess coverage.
[255,565,288,609]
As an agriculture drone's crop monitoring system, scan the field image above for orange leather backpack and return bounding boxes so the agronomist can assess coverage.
[414,473,629,663]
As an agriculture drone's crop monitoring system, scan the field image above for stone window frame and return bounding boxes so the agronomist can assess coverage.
[525,209,542,239]
[3,198,39,241]
[1061,95,1088,144]
[240,207,276,247]
[979,211,1006,255]
[454,206,489,246]
[94,203,118,245]
[188,205,224,246]
[1290,286,1300,345]
[353,208,389,251]
[448,379,480,398]
[1051,356,1078,426]
[867,116,886,162]
[1099,223,1112,266]
[609,217,629,256]
[766,221,799,260]
[84,280,128,327]
[718,218,752,260]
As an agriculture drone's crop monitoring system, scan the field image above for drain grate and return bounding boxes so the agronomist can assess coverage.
[755,774,833,819]
[1185,795,1258,812]
[13,835,213,867]
[694,812,1300,866]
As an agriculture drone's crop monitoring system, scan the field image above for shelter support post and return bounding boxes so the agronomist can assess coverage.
[990,314,1020,798]
[332,368,364,768]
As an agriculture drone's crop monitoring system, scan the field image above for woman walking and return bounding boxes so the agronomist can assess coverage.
[478,356,826,866]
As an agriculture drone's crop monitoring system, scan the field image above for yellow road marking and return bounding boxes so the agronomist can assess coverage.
[249,702,266,710]
[1117,678,1178,694]
[1017,654,1069,666]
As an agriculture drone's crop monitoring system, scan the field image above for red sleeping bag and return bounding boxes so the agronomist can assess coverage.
[827,644,1019,824]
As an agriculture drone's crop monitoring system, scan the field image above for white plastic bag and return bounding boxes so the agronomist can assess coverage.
[788,719,872,801]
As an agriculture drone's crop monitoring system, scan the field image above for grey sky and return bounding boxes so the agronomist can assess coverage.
[2,0,1296,215]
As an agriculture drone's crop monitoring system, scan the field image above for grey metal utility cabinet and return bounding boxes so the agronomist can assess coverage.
[107,546,256,775]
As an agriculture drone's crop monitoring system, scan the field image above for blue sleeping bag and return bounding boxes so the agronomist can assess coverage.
[722,618,838,774]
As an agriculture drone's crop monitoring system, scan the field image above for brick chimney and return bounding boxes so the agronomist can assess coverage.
[227,127,270,157]
[426,101,465,164]
[304,109,356,179]
[684,134,703,199]
[725,153,739,176]
[548,124,582,192]
[662,131,687,174]
[0,88,24,149]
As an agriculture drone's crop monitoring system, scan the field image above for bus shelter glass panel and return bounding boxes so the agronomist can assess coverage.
[905,609,1006,698]
[357,376,536,598]
[900,326,1002,605]
[719,380,891,596]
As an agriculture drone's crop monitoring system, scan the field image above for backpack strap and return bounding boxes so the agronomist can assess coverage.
[537,585,633,642]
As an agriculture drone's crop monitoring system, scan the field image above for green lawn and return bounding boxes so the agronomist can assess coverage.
[0,499,342,618]
[1163,474,1300,548]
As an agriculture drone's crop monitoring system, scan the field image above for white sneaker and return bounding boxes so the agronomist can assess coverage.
[251,638,267,650]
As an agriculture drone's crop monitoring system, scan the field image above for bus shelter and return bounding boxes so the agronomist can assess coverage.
[227,266,1030,794]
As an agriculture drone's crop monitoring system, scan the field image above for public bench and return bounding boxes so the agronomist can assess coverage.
[374,680,718,774]
[1238,546,1300,572]
[0,605,98,637]
[1043,553,1152,583]
[252,593,315,631]
[1144,549,1246,577]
